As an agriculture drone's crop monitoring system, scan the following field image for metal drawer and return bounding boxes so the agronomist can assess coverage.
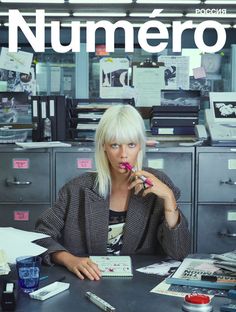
[197,204,236,253]
[0,152,50,202]
[55,151,95,196]
[198,153,236,202]
[145,151,193,202]
[0,204,50,231]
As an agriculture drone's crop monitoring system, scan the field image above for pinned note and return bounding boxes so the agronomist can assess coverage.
[0,47,33,74]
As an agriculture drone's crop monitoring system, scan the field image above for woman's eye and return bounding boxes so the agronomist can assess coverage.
[128,143,136,148]
[111,143,119,149]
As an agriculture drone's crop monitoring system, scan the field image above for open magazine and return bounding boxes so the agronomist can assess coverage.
[166,258,236,289]
[211,250,236,272]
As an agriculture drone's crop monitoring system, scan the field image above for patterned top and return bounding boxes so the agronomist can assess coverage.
[107,210,127,255]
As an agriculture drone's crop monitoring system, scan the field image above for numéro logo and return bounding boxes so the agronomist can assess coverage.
[6,9,228,53]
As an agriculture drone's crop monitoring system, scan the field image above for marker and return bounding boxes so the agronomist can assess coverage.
[201,275,217,282]
[120,162,153,187]
[86,291,116,312]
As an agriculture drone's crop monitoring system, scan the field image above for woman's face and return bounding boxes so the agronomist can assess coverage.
[104,142,141,174]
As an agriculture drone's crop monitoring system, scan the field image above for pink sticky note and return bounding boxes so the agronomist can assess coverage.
[13,159,29,169]
[193,67,206,79]
[14,211,29,221]
[77,159,92,169]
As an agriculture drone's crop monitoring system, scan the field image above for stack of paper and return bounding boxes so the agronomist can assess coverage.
[15,141,71,149]
[0,249,10,275]
[0,227,49,264]
[212,250,236,272]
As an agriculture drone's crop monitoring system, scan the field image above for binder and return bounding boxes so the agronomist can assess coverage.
[39,96,48,141]
[56,96,67,141]
[47,96,57,141]
[31,96,41,142]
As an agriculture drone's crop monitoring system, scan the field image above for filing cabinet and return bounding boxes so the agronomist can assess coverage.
[144,144,195,251]
[196,146,236,253]
[0,146,52,230]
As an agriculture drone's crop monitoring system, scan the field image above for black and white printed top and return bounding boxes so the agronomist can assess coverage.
[107,210,127,255]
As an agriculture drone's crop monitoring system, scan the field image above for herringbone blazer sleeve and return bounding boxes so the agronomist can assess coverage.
[34,183,71,264]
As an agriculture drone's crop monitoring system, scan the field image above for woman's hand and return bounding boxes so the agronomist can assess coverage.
[128,170,173,200]
[128,170,179,228]
[52,251,101,281]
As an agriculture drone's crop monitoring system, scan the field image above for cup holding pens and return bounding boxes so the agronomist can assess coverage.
[16,256,41,293]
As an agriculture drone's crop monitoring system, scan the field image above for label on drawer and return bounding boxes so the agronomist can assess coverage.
[227,211,236,221]
[77,159,92,169]
[13,159,29,169]
[14,211,29,221]
[228,159,236,170]
[148,159,164,169]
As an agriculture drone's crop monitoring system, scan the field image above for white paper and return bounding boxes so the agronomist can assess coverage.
[0,47,33,74]
[133,66,165,107]
[0,227,49,263]
[15,141,72,149]
[159,56,189,90]
[50,66,61,92]
[136,260,181,276]
[100,57,129,98]
[36,64,48,92]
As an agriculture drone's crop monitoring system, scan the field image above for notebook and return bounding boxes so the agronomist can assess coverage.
[90,256,133,277]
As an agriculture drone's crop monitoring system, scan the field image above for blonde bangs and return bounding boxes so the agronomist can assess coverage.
[103,117,141,145]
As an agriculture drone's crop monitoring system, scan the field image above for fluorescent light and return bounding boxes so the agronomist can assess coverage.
[45,13,70,17]
[205,0,236,3]
[61,22,87,27]
[190,23,232,28]
[0,12,8,16]
[4,22,52,27]
[186,13,236,18]
[136,0,200,3]
[69,0,132,3]
[73,12,126,17]
[130,13,183,17]
[1,0,64,3]
[132,23,172,27]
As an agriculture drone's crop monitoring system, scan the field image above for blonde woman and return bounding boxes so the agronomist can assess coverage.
[35,104,190,281]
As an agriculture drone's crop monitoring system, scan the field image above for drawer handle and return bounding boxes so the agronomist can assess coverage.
[6,178,32,186]
[220,178,236,186]
[218,231,236,237]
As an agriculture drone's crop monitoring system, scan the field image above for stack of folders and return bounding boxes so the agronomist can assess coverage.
[211,250,236,272]
[0,250,11,275]
[166,258,236,290]
[69,102,111,141]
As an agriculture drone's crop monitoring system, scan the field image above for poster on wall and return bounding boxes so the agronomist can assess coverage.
[7,67,36,95]
[0,67,36,96]
[158,56,190,90]
[100,57,130,98]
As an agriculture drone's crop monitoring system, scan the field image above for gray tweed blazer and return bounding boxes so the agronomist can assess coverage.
[35,168,190,264]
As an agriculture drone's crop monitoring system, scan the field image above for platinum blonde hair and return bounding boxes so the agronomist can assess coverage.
[95,104,146,198]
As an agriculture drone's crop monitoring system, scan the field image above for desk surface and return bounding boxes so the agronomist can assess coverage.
[1,256,229,312]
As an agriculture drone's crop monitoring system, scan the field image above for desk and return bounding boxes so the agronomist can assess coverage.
[1,256,229,312]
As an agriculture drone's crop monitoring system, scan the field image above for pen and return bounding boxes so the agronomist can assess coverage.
[39,276,48,281]
[121,162,153,187]
[85,291,116,312]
